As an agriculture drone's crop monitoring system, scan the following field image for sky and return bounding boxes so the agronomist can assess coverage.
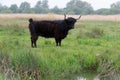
[0,0,120,10]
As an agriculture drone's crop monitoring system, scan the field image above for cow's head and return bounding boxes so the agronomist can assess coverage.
[64,14,81,29]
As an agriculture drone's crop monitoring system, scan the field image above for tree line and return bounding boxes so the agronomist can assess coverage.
[0,0,120,15]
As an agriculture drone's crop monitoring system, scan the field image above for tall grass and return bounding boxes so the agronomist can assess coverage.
[1,14,120,21]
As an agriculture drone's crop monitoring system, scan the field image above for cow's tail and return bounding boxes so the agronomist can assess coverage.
[29,18,36,36]
[29,18,33,23]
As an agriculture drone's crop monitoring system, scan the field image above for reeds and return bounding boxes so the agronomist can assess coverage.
[0,14,120,21]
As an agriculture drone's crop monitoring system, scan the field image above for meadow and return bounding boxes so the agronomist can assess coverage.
[0,14,120,80]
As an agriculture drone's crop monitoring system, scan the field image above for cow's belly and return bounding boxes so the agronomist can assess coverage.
[38,32,55,38]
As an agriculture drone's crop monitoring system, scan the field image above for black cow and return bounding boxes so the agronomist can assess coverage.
[28,14,81,48]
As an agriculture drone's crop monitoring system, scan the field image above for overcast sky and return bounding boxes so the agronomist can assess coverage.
[0,0,119,10]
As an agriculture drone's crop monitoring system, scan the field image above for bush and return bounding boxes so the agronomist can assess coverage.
[11,50,41,80]
[0,50,41,80]
[9,25,26,36]
[86,28,104,38]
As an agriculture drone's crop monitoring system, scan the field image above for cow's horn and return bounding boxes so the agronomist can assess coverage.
[64,14,66,19]
[76,15,81,20]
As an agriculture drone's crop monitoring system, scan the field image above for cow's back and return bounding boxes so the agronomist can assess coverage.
[33,21,61,38]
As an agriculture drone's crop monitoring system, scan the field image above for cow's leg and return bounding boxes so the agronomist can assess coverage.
[31,37,34,48]
[55,38,62,46]
[55,38,59,46]
[31,36,38,48]
[33,36,38,48]
[58,39,62,46]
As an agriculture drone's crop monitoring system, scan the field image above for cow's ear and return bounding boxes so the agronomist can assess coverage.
[29,18,33,23]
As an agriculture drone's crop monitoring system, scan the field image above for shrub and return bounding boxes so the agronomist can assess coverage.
[11,50,41,80]
[0,50,41,80]
[86,28,104,38]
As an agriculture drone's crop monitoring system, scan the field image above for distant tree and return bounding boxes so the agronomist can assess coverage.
[9,4,18,13]
[34,0,49,13]
[41,0,49,13]
[95,8,120,15]
[0,3,2,8]
[41,0,49,9]
[0,3,3,12]
[111,3,117,8]
[0,6,11,13]
[109,1,120,14]
[109,8,120,14]
[94,8,110,15]
[65,0,93,14]
[34,0,42,13]
[51,6,62,14]
[111,1,120,8]
[19,1,31,13]
[35,0,42,8]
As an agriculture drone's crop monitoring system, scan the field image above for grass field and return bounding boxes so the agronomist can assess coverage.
[0,14,120,80]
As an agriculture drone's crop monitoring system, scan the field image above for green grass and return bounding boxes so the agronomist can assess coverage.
[0,19,120,80]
